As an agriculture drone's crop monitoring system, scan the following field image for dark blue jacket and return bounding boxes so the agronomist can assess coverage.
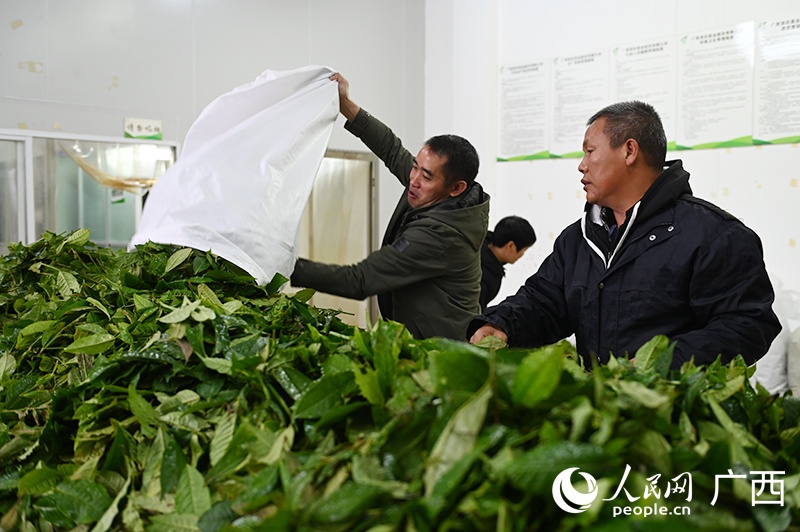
[468,160,781,368]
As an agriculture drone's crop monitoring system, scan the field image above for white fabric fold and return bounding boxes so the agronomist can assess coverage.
[129,65,339,285]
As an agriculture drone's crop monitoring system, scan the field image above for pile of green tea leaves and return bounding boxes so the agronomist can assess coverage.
[0,230,798,531]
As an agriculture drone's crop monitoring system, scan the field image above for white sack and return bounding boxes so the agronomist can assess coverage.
[750,274,800,396]
[129,65,339,285]
[789,327,800,397]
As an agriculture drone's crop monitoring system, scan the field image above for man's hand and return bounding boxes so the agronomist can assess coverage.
[469,324,508,345]
[329,72,360,122]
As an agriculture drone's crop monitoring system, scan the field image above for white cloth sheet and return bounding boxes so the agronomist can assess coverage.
[129,65,339,285]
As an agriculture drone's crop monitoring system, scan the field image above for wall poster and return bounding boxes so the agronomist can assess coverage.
[497,16,800,161]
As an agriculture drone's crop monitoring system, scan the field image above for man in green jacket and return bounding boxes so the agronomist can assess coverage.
[290,72,490,340]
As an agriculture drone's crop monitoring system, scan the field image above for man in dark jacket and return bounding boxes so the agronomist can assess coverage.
[469,101,781,369]
[291,73,490,340]
[480,216,536,311]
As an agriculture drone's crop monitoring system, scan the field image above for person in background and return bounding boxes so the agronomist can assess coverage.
[469,101,781,369]
[291,72,490,340]
[480,216,536,311]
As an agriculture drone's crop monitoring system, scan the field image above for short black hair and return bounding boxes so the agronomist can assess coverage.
[424,134,480,187]
[587,101,667,169]
[488,216,536,249]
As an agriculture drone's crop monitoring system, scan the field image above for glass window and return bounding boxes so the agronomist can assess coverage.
[32,139,175,249]
[0,139,24,254]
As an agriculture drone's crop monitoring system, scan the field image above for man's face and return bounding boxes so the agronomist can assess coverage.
[506,244,529,265]
[578,118,629,209]
[496,242,529,265]
[407,146,461,209]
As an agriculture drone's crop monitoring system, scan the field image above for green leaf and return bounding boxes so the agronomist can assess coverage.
[424,450,479,518]
[209,412,236,467]
[159,297,201,324]
[475,335,507,350]
[197,283,226,314]
[133,293,154,310]
[292,288,315,303]
[2,375,37,411]
[199,356,232,375]
[145,513,199,531]
[161,431,188,493]
[0,468,20,492]
[273,366,312,401]
[501,441,610,494]
[60,228,91,249]
[17,467,61,496]
[35,479,112,525]
[231,465,279,512]
[614,380,671,409]
[78,322,109,336]
[353,365,384,405]
[222,300,243,314]
[164,248,194,275]
[190,304,216,322]
[634,334,673,374]
[264,272,289,294]
[371,321,404,396]
[86,297,110,319]
[315,402,369,432]
[707,397,774,460]
[512,343,564,407]
[128,386,161,429]
[64,332,115,354]
[310,482,387,525]
[424,380,492,494]
[706,374,746,403]
[111,342,184,369]
[56,271,81,298]
[353,327,371,358]
[91,474,130,532]
[104,421,134,473]
[428,341,490,395]
[141,429,165,499]
[0,352,17,380]
[293,371,355,419]
[18,320,56,337]
[0,434,38,464]
[208,423,266,481]
[198,501,237,532]
[632,429,673,474]
[755,508,793,532]
[176,464,211,517]
[185,322,207,357]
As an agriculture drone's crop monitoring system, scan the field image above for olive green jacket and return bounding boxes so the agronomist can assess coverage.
[291,109,490,340]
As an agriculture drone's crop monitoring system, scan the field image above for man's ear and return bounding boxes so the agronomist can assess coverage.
[496,241,519,263]
[449,180,468,197]
[624,139,640,167]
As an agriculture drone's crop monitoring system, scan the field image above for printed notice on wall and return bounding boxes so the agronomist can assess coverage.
[498,61,550,160]
[754,18,800,144]
[612,38,678,147]
[496,17,800,163]
[550,51,609,157]
[676,22,755,149]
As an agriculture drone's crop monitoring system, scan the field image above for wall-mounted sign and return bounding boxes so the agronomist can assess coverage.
[124,117,163,140]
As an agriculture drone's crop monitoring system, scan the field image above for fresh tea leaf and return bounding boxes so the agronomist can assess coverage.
[512,344,564,407]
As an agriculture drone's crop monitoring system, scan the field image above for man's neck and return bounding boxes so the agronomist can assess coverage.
[610,168,661,226]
